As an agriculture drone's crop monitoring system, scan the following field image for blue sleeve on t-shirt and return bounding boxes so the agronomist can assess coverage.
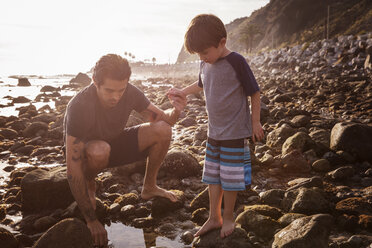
[225,52,260,96]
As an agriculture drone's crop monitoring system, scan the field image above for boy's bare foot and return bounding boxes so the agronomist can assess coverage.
[87,180,96,210]
[141,185,178,202]
[194,218,223,237]
[220,219,235,238]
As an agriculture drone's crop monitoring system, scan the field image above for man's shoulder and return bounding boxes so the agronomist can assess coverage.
[67,84,95,113]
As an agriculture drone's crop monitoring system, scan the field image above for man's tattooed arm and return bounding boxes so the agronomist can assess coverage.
[66,135,97,222]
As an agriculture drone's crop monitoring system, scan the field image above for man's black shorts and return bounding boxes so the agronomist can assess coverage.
[108,125,149,167]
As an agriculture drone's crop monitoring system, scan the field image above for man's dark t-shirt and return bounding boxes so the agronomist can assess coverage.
[64,83,150,143]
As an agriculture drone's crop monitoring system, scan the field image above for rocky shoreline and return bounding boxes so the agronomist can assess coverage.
[1,33,372,248]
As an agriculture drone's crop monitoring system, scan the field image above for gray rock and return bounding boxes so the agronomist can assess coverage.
[312,159,331,172]
[278,213,307,227]
[69,72,91,86]
[181,231,194,245]
[282,132,316,155]
[281,150,311,173]
[330,122,372,162]
[259,189,285,207]
[33,218,93,248]
[290,115,310,128]
[151,190,185,217]
[23,121,49,137]
[272,214,333,248]
[290,188,330,215]
[0,128,18,139]
[18,78,31,86]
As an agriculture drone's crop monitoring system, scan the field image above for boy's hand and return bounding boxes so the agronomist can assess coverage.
[251,121,264,143]
[167,88,187,112]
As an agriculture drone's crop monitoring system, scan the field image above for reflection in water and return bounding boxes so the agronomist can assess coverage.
[105,222,184,248]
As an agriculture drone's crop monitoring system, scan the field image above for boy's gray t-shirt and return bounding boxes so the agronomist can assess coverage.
[64,83,150,142]
[198,52,260,140]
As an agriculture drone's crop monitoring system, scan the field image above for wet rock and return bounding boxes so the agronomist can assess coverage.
[190,187,209,211]
[336,197,372,215]
[109,203,121,214]
[193,227,252,248]
[31,113,57,124]
[290,115,310,128]
[236,209,281,241]
[12,96,31,103]
[0,227,18,248]
[18,78,31,86]
[132,216,154,228]
[134,206,150,217]
[181,231,194,245]
[337,214,359,232]
[290,188,330,215]
[33,216,58,231]
[191,208,208,226]
[0,128,18,139]
[309,129,331,148]
[312,159,331,172]
[330,122,372,162]
[286,176,323,191]
[259,189,285,207]
[272,214,333,248]
[179,117,197,127]
[243,204,283,220]
[160,149,201,179]
[151,190,185,217]
[281,150,311,173]
[23,121,49,137]
[326,166,354,181]
[278,213,306,227]
[40,85,59,92]
[114,193,139,206]
[282,132,316,155]
[33,218,93,248]
[69,72,91,86]
[21,167,74,213]
[0,204,6,221]
[266,123,295,148]
[120,204,135,219]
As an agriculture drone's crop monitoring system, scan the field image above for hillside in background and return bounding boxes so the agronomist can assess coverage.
[177,0,372,63]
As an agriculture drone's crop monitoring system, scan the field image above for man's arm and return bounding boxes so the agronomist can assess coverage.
[250,91,264,143]
[65,135,107,246]
[140,102,184,126]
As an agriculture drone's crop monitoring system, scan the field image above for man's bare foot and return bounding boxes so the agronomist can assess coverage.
[220,219,235,238]
[141,185,178,202]
[194,218,222,237]
[87,180,96,210]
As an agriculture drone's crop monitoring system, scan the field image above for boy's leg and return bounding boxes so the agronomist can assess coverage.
[221,190,238,238]
[194,184,223,237]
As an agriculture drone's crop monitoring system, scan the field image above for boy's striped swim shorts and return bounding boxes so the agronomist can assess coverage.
[202,137,252,191]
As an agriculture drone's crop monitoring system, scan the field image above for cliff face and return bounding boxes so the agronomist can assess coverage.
[177,0,372,63]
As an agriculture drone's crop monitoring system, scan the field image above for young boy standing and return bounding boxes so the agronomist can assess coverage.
[168,14,264,238]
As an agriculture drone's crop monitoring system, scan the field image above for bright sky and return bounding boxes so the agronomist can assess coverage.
[0,0,269,76]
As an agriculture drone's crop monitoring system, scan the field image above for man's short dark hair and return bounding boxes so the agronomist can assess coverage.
[184,14,227,54]
[93,54,131,86]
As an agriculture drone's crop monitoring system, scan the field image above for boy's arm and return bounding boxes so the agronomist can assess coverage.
[168,81,202,98]
[250,91,264,143]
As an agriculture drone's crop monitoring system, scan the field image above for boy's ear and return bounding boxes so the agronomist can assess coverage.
[219,38,227,47]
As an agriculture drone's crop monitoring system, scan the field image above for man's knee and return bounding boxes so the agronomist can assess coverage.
[153,121,171,141]
[85,140,111,168]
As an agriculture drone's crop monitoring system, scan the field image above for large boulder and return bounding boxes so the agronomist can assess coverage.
[18,78,31,86]
[335,197,372,216]
[330,122,372,162]
[69,73,91,86]
[21,167,74,213]
[272,214,333,248]
[193,227,252,248]
[33,218,93,248]
[290,188,331,215]
[160,149,201,179]
[281,150,311,173]
[23,121,49,137]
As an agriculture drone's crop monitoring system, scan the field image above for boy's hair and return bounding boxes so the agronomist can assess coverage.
[93,54,131,86]
[184,14,227,54]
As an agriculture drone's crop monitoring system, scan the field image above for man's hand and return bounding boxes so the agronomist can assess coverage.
[87,219,108,247]
[251,121,264,143]
[167,88,187,112]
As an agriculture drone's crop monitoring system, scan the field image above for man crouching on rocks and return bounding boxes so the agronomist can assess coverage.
[63,54,186,247]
